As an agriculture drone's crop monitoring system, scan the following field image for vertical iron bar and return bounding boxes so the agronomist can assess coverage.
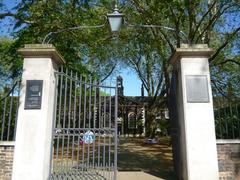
[67,70,73,168]
[56,66,63,171]
[103,87,107,172]
[50,69,59,175]
[217,99,222,139]
[77,75,82,170]
[73,72,77,129]
[98,83,101,168]
[82,76,87,172]
[61,68,68,171]
[229,101,234,138]
[71,72,77,168]
[109,86,112,175]
[114,80,118,180]
[77,135,80,171]
[83,77,87,128]
[13,81,20,141]
[93,80,97,167]
[87,77,92,168]
[7,87,14,141]
[78,76,82,128]
[1,97,7,140]
[93,81,97,128]
[104,88,107,128]
[222,98,228,138]
[89,77,92,129]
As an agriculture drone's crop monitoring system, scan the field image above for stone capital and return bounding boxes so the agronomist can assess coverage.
[170,44,214,65]
[18,44,65,65]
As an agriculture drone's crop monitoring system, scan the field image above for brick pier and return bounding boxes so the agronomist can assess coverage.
[0,142,14,180]
[217,140,240,180]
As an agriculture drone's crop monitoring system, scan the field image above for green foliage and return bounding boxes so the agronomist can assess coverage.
[119,0,240,137]
[0,0,240,138]
[0,38,22,89]
[1,0,122,81]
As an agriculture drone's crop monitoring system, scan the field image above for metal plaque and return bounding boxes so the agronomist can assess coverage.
[24,80,43,109]
[186,75,209,103]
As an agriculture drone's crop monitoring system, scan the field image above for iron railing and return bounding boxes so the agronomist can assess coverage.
[50,67,118,180]
[0,80,20,141]
[213,96,240,139]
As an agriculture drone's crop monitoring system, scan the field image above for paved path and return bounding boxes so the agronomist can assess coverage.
[117,171,164,180]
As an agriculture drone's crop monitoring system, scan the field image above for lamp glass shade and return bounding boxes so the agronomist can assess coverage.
[107,14,123,33]
[107,5,124,33]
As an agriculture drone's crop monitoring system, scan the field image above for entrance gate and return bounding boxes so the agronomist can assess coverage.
[50,67,118,180]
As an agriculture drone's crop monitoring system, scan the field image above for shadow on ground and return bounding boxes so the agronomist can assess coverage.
[118,137,177,180]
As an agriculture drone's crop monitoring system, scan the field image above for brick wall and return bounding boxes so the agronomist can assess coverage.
[217,140,240,180]
[0,142,14,180]
[0,141,239,179]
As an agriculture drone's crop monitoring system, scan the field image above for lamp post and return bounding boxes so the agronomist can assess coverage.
[43,4,188,44]
[106,5,189,43]
[42,5,123,44]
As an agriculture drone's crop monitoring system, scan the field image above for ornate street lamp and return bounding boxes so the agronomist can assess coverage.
[42,4,188,44]
[106,5,189,43]
[107,5,124,33]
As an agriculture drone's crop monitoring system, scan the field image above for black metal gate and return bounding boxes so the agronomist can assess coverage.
[50,67,118,180]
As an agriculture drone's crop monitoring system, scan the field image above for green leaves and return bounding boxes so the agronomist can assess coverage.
[0,0,239,99]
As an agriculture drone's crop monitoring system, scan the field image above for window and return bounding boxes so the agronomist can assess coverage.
[128,112,136,129]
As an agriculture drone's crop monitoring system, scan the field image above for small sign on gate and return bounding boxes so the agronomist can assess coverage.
[83,130,95,144]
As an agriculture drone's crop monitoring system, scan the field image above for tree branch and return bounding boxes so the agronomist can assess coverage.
[192,1,217,41]
[211,59,240,66]
[100,63,117,83]
[153,72,164,102]
[209,26,240,62]
[195,4,234,43]
[211,79,227,98]
[128,57,149,91]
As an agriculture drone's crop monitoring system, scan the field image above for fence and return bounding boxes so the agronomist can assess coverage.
[0,80,20,141]
[213,96,240,139]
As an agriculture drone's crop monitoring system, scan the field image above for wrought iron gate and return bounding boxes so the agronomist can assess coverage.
[50,67,118,180]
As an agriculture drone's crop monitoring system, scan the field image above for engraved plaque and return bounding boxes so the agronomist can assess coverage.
[25,80,43,109]
[186,75,209,103]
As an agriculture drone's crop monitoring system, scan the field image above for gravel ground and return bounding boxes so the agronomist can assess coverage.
[118,137,177,180]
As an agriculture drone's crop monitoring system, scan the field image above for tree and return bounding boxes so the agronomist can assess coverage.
[0,0,240,137]
[114,0,240,136]
[0,38,22,90]
[0,0,120,81]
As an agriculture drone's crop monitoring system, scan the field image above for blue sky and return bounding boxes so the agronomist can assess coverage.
[117,68,142,96]
[0,0,142,96]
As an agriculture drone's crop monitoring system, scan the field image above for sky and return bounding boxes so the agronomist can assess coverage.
[0,0,142,96]
[117,68,142,96]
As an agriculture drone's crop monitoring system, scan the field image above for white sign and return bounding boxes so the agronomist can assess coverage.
[83,130,95,144]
